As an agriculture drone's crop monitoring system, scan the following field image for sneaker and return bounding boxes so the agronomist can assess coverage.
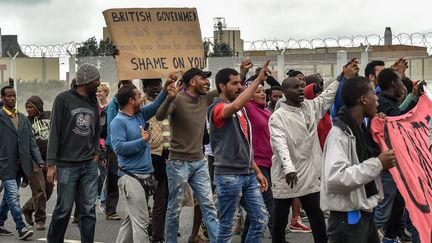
[23,210,34,226]
[289,216,312,233]
[0,226,13,236]
[35,222,45,231]
[99,204,106,214]
[382,237,402,243]
[20,177,29,188]
[377,228,384,241]
[18,227,33,240]
[398,230,411,242]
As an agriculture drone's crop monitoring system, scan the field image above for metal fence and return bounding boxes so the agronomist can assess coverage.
[2,32,432,112]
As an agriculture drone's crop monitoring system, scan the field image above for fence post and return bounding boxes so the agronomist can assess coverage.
[360,51,369,76]
[336,50,347,77]
[277,53,285,82]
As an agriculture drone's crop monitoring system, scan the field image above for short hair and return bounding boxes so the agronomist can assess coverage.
[141,78,162,88]
[401,77,413,94]
[117,80,132,89]
[287,70,303,77]
[215,68,239,93]
[364,60,385,78]
[116,84,137,109]
[1,85,14,96]
[98,82,110,96]
[377,68,399,91]
[270,86,283,93]
[341,76,372,108]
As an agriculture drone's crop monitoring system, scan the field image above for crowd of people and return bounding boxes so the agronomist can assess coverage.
[0,56,431,243]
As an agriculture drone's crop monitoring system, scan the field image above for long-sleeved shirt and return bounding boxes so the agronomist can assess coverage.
[245,101,273,168]
[155,90,218,161]
[47,89,100,166]
[111,90,167,175]
[269,80,339,199]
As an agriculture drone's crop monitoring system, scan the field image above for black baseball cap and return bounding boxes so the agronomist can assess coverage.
[182,68,211,85]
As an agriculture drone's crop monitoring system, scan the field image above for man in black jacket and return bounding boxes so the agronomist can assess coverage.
[22,96,53,231]
[374,68,420,242]
[46,63,101,243]
[0,86,45,240]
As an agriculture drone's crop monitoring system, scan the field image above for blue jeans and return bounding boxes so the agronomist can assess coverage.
[242,166,274,242]
[165,159,219,243]
[47,161,98,243]
[374,171,397,227]
[374,171,404,239]
[215,174,269,243]
[0,177,26,230]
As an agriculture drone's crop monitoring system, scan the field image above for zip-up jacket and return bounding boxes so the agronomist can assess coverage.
[320,125,384,212]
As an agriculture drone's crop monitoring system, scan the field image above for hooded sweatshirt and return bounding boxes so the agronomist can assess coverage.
[26,96,51,161]
[245,100,273,168]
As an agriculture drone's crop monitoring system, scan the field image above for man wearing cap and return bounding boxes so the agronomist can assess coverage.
[0,86,44,240]
[22,96,53,231]
[46,63,101,243]
[156,68,219,243]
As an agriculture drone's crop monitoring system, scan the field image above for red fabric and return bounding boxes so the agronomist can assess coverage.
[212,102,249,141]
[317,113,332,150]
[304,83,332,150]
[371,95,432,243]
[304,83,316,100]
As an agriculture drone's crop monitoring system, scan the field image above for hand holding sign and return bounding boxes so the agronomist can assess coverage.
[378,149,396,170]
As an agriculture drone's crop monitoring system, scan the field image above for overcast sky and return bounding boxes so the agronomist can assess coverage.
[0,0,431,45]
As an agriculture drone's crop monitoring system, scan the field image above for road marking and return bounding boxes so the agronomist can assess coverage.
[37,238,103,243]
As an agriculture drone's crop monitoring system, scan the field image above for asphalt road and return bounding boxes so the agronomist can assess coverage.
[2,185,314,243]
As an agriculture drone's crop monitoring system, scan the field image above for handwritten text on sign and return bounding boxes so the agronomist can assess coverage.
[371,96,432,243]
[103,8,205,80]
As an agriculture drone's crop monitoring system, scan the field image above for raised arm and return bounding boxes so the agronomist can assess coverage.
[220,61,270,119]
[155,74,178,121]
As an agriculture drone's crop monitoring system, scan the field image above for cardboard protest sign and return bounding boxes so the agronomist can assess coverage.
[103,8,205,80]
[371,95,432,243]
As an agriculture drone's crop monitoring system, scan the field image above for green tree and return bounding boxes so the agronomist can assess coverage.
[210,42,233,57]
[76,37,116,57]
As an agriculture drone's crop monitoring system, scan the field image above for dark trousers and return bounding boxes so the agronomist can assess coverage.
[327,211,379,243]
[23,162,54,224]
[272,192,327,243]
[151,150,169,240]
[242,166,274,242]
[105,147,119,215]
[384,190,405,239]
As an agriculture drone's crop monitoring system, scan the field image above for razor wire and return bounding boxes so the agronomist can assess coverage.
[19,32,432,57]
